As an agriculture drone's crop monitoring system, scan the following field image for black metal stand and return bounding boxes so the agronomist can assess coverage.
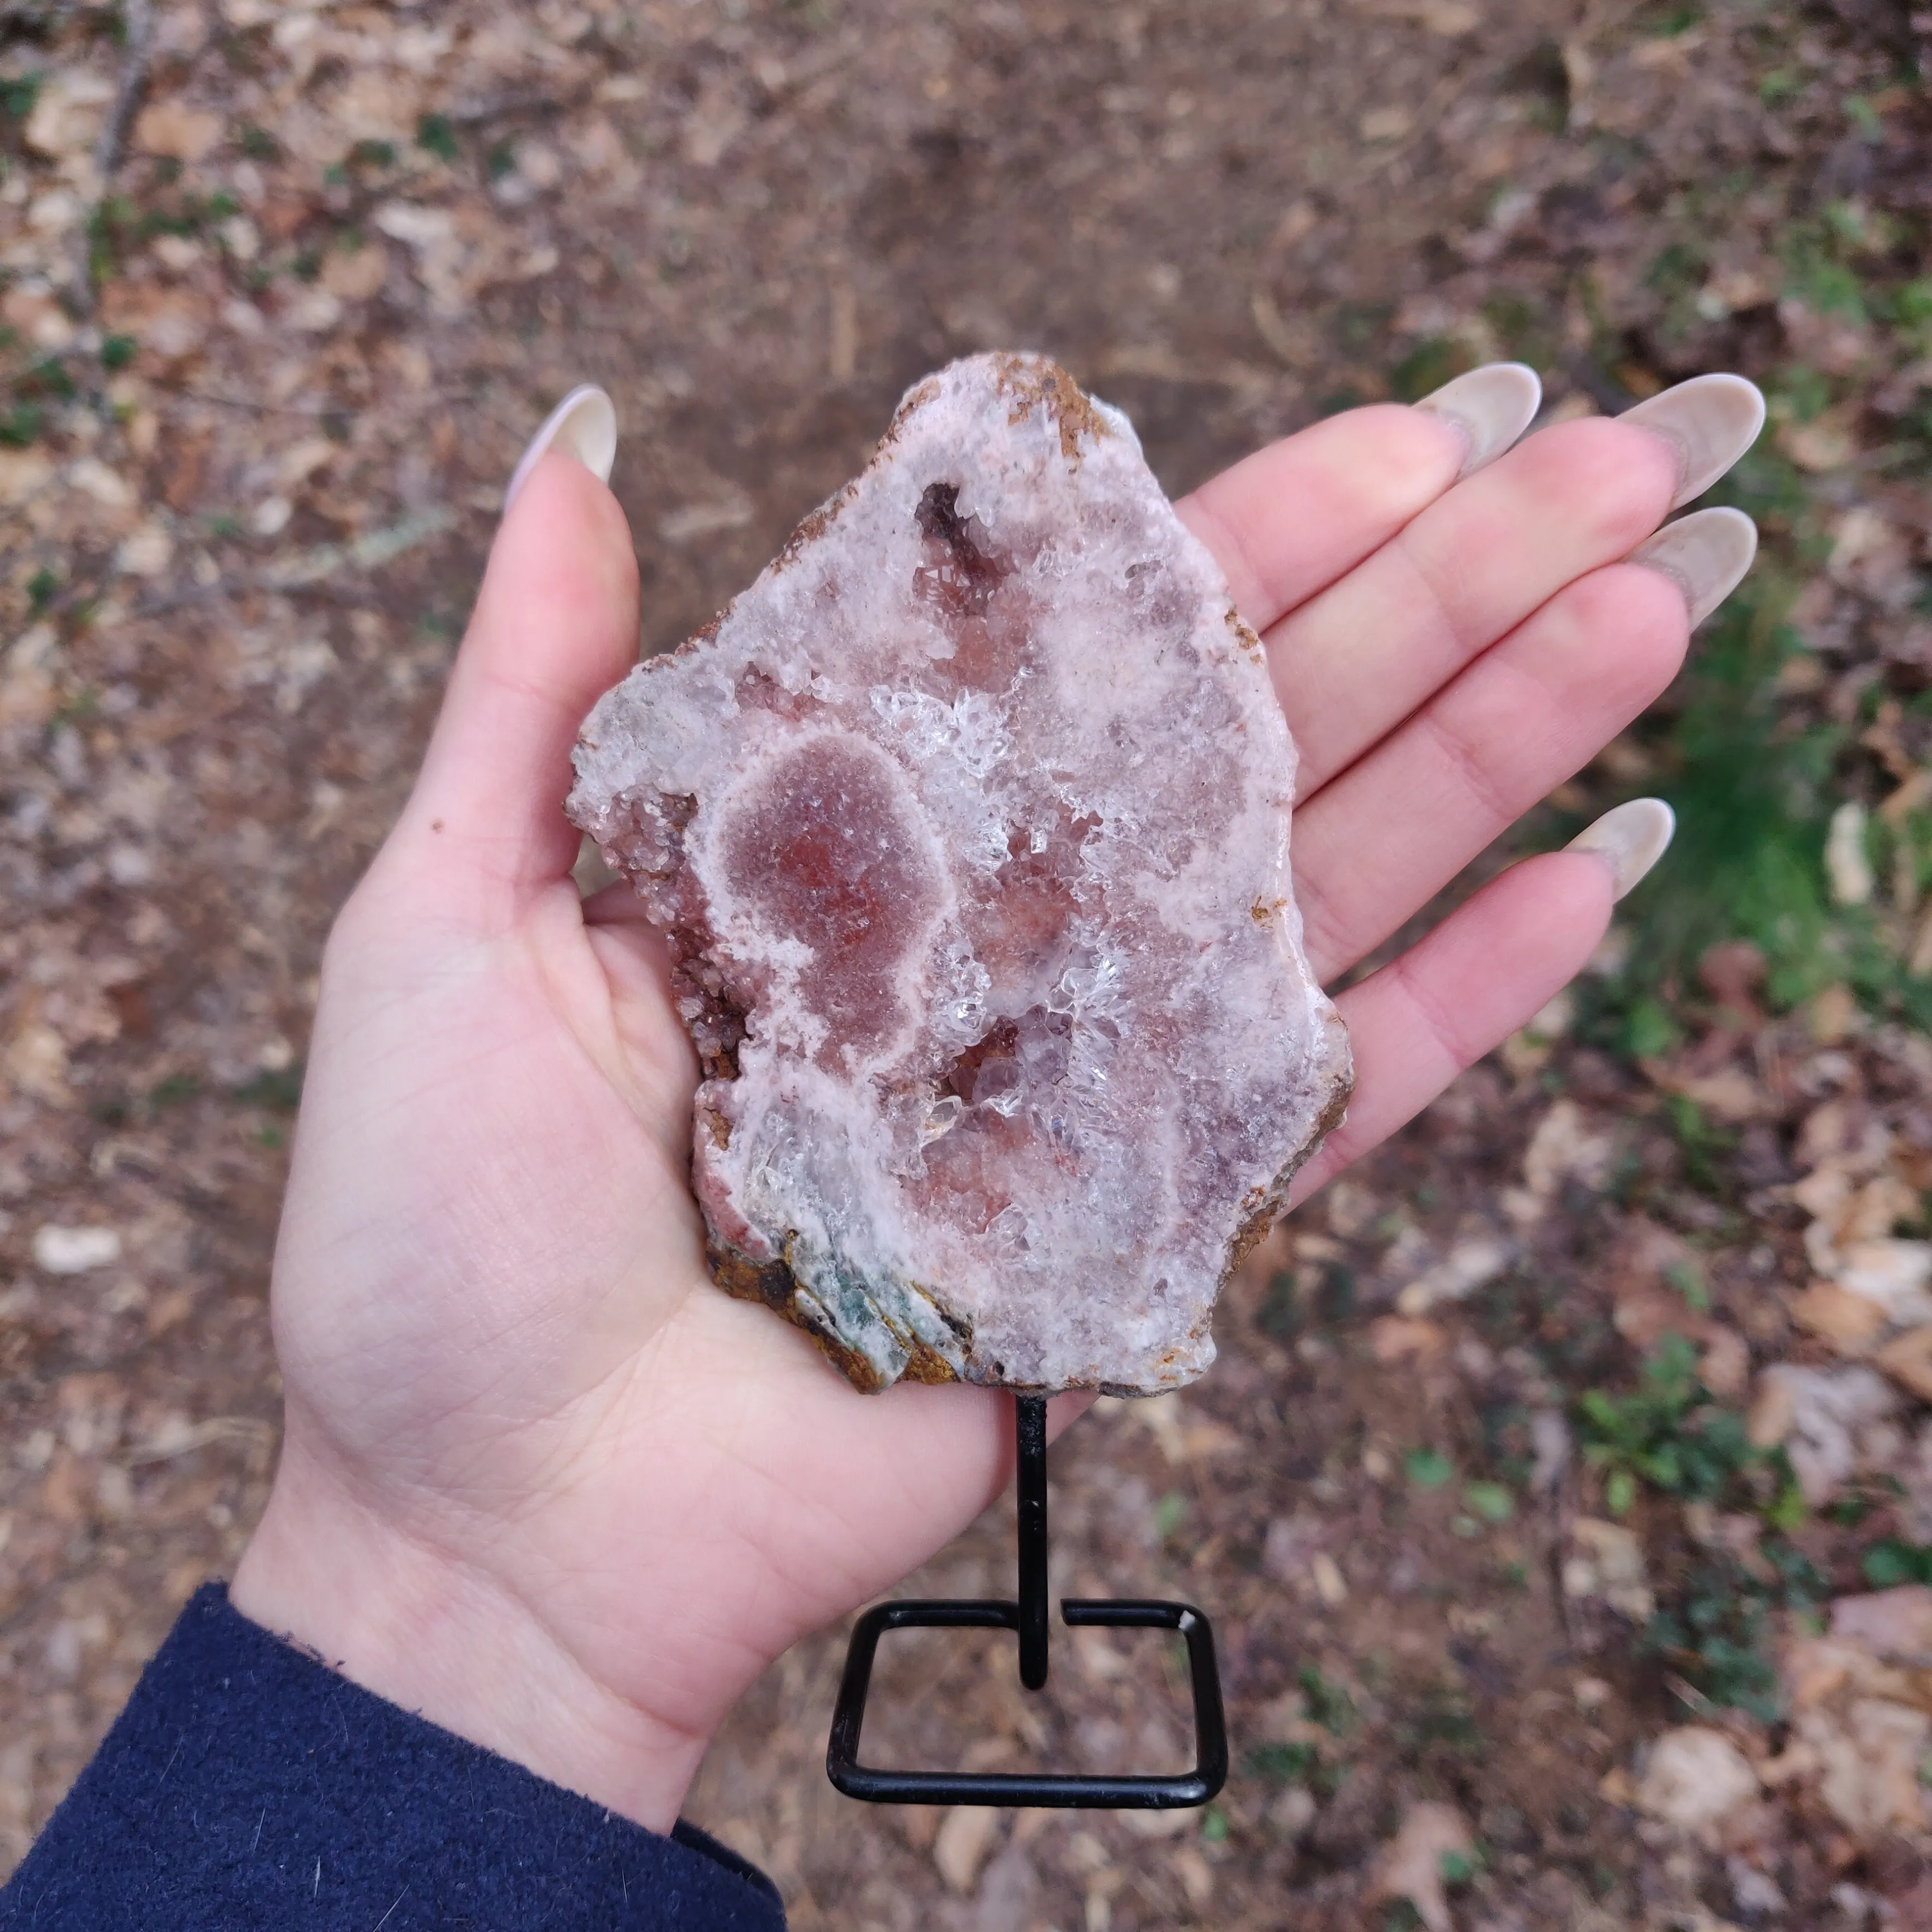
[826,1394,1229,1808]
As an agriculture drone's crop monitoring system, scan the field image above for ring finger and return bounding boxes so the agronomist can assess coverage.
[1289,536,1746,988]
[1266,375,1763,799]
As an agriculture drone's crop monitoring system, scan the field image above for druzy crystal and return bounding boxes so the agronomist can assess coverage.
[568,354,1351,1394]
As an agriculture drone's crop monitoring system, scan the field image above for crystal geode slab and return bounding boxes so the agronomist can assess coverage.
[569,354,1351,1395]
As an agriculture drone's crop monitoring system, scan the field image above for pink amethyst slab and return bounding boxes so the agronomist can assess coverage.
[567,353,1351,1394]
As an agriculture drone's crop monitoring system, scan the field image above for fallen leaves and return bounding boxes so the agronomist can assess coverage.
[1779,1591,1932,1841]
[1747,1363,1897,1503]
[1779,405,1860,472]
[1367,1802,1474,1932]
[932,1803,1000,1893]
[1875,1327,1932,1404]
[130,101,224,165]
[22,71,116,164]
[1394,1233,1514,1315]
[3,1024,70,1108]
[1634,1726,1759,1843]
[1564,1516,1656,1625]
[1789,1279,1890,1350]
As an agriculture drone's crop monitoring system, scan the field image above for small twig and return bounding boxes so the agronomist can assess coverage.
[1663,1669,1716,1717]
[444,84,591,127]
[126,583,226,620]
[146,378,487,418]
[75,0,157,315]
[94,0,156,179]
[130,506,462,619]
[261,505,457,588]
[143,383,351,418]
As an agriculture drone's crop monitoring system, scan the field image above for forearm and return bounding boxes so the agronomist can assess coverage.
[0,1580,783,1931]
[229,1427,712,1836]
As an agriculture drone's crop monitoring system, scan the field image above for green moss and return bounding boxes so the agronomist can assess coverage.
[233,1064,304,1112]
[0,73,41,121]
[1246,1740,1320,1784]
[1462,1481,1515,1524]
[1863,1541,1932,1589]
[1577,1334,1791,1516]
[416,114,460,163]
[0,404,44,448]
[1299,1663,1357,1736]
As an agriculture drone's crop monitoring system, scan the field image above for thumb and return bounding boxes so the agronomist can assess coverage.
[392,393,640,927]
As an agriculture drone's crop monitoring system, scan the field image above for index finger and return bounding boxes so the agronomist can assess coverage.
[1175,365,1540,632]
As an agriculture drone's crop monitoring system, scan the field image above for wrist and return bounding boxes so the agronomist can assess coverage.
[231,1427,709,1835]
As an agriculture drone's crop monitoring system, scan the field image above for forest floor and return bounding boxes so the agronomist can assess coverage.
[4,1,1932,1926]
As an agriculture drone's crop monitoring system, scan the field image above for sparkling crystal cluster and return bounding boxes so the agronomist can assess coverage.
[569,354,1351,1393]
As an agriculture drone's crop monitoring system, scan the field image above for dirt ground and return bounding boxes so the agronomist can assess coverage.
[4,1,1932,1926]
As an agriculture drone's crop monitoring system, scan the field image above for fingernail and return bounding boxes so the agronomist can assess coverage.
[1566,798,1675,902]
[1627,506,1759,627]
[1619,373,1765,509]
[505,383,618,510]
[1413,361,1542,478]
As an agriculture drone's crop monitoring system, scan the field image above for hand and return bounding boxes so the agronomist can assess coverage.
[231,365,1760,1830]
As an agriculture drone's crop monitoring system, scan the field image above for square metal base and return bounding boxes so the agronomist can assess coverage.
[826,1594,1228,1808]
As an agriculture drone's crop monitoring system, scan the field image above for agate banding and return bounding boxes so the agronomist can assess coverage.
[568,353,1351,1394]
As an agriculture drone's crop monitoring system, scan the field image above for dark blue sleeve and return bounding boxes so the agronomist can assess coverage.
[0,1584,785,1932]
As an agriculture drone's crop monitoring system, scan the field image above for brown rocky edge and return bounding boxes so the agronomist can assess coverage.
[703,1060,1352,1398]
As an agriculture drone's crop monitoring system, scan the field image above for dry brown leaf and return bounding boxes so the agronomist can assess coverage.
[1634,1728,1756,1841]
[1829,508,1915,603]
[1790,1281,1889,1352]
[1367,1801,1473,1932]
[1836,1238,1932,1320]
[1877,1327,1932,1404]
[1368,1315,1448,1364]
[133,101,226,164]
[1801,1698,1930,1839]
[320,245,390,302]
[1779,407,1859,472]
[23,70,113,160]
[932,1804,1000,1893]
[1701,1326,1750,1400]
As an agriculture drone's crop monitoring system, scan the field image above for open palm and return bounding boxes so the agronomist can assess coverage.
[233,371,1756,1830]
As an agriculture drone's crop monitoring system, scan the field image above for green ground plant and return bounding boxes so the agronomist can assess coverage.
[1298,1663,1357,1736]
[1579,1337,1820,1717]
[1575,1334,1774,1517]
[1562,178,1932,1047]
[1861,1540,1932,1589]
[1648,1540,1825,1722]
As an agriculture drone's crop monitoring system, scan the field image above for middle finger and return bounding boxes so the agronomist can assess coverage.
[1269,412,1680,798]
[1265,367,1764,799]
[1290,555,1696,987]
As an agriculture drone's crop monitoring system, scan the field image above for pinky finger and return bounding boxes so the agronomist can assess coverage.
[1286,845,1628,1209]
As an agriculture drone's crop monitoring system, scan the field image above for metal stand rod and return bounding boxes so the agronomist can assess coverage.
[825,1386,1228,1808]
[1015,1395,1050,1689]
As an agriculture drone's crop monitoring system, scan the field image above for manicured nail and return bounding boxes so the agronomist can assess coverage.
[1627,506,1758,628]
[1413,362,1542,478]
[1566,798,1675,902]
[1619,373,1765,509]
[505,383,618,509]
